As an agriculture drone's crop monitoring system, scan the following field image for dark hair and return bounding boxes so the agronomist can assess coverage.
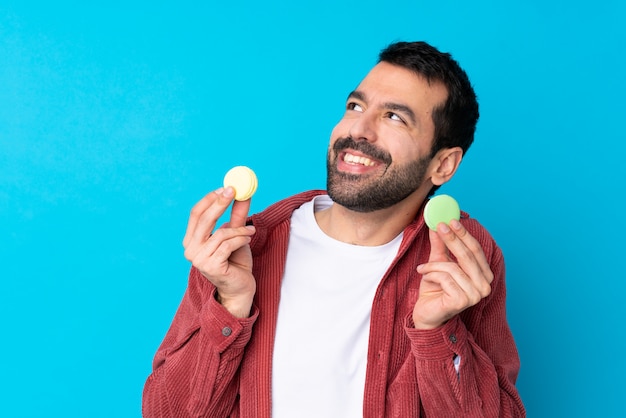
[378,41,479,158]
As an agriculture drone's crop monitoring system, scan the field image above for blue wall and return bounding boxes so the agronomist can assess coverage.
[2,1,625,416]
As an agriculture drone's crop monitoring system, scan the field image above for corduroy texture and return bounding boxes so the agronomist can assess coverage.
[143,190,525,417]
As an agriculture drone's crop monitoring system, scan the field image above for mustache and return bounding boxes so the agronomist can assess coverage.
[332,137,392,165]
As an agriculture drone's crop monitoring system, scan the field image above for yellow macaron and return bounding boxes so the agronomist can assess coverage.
[223,166,258,201]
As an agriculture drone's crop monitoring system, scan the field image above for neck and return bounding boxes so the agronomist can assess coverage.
[315,190,428,246]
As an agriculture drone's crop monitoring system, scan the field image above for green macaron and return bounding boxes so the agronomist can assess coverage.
[424,194,461,230]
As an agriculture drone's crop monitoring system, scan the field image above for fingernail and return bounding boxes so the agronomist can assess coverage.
[223,187,235,198]
[450,219,461,230]
[439,223,450,233]
[245,225,256,233]
[416,264,424,272]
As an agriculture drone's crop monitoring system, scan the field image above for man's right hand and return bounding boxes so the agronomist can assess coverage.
[182,187,256,318]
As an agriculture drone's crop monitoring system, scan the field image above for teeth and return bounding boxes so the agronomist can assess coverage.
[344,153,376,167]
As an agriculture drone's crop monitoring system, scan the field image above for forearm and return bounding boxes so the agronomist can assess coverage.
[142,329,239,417]
[406,316,525,417]
[143,270,258,417]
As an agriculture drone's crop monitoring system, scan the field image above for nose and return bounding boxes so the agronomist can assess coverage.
[348,111,377,143]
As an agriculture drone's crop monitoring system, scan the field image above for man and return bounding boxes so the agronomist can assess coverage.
[143,41,525,417]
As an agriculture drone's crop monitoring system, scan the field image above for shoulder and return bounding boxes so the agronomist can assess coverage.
[248,190,326,248]
[460,211,504,268]
[251,190,325,226]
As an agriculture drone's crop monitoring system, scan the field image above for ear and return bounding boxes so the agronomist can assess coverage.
[430,147,463,186]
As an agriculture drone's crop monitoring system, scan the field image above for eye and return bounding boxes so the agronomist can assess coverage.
[387,112,406,124]
[347,102,364,112]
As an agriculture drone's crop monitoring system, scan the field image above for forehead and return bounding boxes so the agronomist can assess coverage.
[356,62,448,112]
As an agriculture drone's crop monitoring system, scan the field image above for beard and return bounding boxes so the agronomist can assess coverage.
[326,137,431,213]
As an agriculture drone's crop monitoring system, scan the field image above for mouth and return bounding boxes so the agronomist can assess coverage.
[336,149,384,174]
[331,137,391,175]
[342,151,377,167]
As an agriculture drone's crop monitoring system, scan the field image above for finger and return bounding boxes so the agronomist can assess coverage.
[186,226,254,267]
[430,221,493,299]
[418,261,488,302]
[446,220,494,285]
[229,194,252,228]
[183,189,222,248]
[428,226,450,263]
[185,188,236,251]
[420,270,474,310]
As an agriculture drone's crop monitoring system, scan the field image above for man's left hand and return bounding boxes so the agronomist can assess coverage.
[413,219,494,330]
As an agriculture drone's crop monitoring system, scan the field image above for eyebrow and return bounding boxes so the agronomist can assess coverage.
[347,90,417,126]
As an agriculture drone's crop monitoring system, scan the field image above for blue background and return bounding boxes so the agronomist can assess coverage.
[2,1,625,417]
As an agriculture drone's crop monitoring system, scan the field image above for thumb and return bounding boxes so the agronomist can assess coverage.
[428,228,450,263]
[229,196,252,228]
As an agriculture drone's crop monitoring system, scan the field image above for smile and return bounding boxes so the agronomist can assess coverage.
[342,152,377,167]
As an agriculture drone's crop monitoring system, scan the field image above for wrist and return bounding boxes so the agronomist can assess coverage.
[216,291,254,319]
[412,312,450,330]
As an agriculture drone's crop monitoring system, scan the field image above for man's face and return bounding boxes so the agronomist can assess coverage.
[327,62,449,212]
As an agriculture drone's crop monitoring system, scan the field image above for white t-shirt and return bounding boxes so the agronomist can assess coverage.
[271,195,403,418]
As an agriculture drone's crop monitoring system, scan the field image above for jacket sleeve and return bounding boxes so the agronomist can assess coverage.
[142,267,259,418]
[405,244,525,417]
